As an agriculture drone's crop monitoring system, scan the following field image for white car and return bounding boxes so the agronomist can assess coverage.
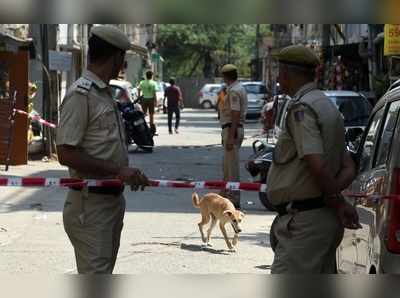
[198,83,222,109]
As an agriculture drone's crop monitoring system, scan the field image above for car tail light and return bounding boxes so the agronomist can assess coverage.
[387,168,400,253]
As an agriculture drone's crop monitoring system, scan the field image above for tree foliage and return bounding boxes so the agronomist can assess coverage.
[157,24,271,79]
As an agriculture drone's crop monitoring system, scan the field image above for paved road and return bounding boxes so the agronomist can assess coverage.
[0,109,275,273]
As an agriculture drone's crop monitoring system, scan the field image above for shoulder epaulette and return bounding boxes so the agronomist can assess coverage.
[75,77,93,95]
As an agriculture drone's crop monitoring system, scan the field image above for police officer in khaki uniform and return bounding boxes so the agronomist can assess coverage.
[57,25,149,274]
[219,64,248,209]
[267,45,361,273]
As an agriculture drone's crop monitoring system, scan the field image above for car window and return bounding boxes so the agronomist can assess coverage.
[244,84,267,94]
[329,96,372,126]
[359,108,384,172]
[209,87,220,93]
[375,101,400,167]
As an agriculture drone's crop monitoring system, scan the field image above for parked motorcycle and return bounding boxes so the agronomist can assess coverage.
[117,100,154,153]
[245,139,276,211]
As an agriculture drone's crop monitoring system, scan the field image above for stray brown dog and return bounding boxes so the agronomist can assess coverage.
[192,192,244,251]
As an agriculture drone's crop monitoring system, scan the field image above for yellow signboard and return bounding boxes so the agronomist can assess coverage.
[384,24,400,56]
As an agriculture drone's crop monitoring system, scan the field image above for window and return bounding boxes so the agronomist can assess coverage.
[359,108,384,172]
[209,87,221,93]
[375,101,400,167]
[329,96,372,126]
[244,84,267,94]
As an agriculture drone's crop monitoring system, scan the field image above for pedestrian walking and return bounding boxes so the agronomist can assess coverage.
[219,64,248,209]
[267,45,361,274]
[56,25,149,274]
[138,70,158,135]
[163,78,183,134]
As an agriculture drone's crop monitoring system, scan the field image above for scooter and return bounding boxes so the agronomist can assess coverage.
[245,139,276,211]
[117,100,154,153]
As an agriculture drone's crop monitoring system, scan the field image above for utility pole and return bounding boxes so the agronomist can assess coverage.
[322,24,331,48]
[40,24,51,157]
[255,24,261,80]
[227,37,232,64]
[40,24,58,158]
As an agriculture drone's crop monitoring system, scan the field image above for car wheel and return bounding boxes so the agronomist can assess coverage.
[201,101,213,109]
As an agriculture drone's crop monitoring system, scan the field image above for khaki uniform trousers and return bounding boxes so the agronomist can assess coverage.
[221,126,244,206]
[270,206,344,274]
[63,189,125,274]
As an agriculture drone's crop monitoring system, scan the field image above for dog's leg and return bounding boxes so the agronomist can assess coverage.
[219,222,234,251]
[232,233,239,247]
[198,213,210,244]
[206,215,217,247]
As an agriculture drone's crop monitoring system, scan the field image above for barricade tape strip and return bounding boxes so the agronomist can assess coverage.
[0,177,266,192]
[1,177,399,201]
[14,109,57,128]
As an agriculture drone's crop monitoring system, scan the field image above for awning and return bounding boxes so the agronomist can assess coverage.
[0,32,33,52]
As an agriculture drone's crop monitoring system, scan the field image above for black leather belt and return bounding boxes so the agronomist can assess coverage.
[274,197,325,216]
[221,123,243,129]
[69,186,125,196]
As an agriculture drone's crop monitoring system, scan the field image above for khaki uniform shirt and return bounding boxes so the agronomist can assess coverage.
[267,82,346,205]
[56,70,128,179]
[219,81,248,125]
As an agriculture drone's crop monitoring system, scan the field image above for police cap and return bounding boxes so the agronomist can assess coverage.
[221,64,238,73]
[276,45,320,68]
[90,25,131,51]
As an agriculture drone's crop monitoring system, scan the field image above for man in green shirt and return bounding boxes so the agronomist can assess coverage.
[138,70,157,134]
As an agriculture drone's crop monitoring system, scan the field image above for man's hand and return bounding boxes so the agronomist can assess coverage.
[334,199,362,230]
[117,167,150,191]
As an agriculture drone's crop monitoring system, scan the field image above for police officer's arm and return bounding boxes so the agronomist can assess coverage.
[288,106,356,194]
[288,106,360,229]
[288,105,342,195]
[56,93,148,188]
[226,91,241,150]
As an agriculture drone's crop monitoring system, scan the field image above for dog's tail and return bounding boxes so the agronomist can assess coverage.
[192,192,201,208]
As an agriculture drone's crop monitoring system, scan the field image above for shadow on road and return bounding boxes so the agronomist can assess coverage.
[180,243,230,255]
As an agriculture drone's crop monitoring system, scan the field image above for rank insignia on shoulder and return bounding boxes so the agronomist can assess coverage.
[77,77,93,91]
[294,110,305,122]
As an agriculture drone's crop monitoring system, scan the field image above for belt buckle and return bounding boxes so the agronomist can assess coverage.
[286,202,298,215]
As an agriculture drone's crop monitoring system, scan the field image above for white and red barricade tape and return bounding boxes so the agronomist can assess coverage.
[1,176,399,201]
[0,177,267,193]
[14,109,57,129]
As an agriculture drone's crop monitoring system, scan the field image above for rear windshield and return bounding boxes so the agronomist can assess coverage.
[244,84,267,94]
[329,96,372,126]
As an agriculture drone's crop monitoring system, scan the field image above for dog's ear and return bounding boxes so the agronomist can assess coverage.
[240,211,245,218]
[223,210,233,217]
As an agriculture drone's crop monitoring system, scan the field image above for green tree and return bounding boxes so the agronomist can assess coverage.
[157,24,271,79]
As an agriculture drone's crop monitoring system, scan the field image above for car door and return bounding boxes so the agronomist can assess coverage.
[366,100,400,272]
[338,107,385,273]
